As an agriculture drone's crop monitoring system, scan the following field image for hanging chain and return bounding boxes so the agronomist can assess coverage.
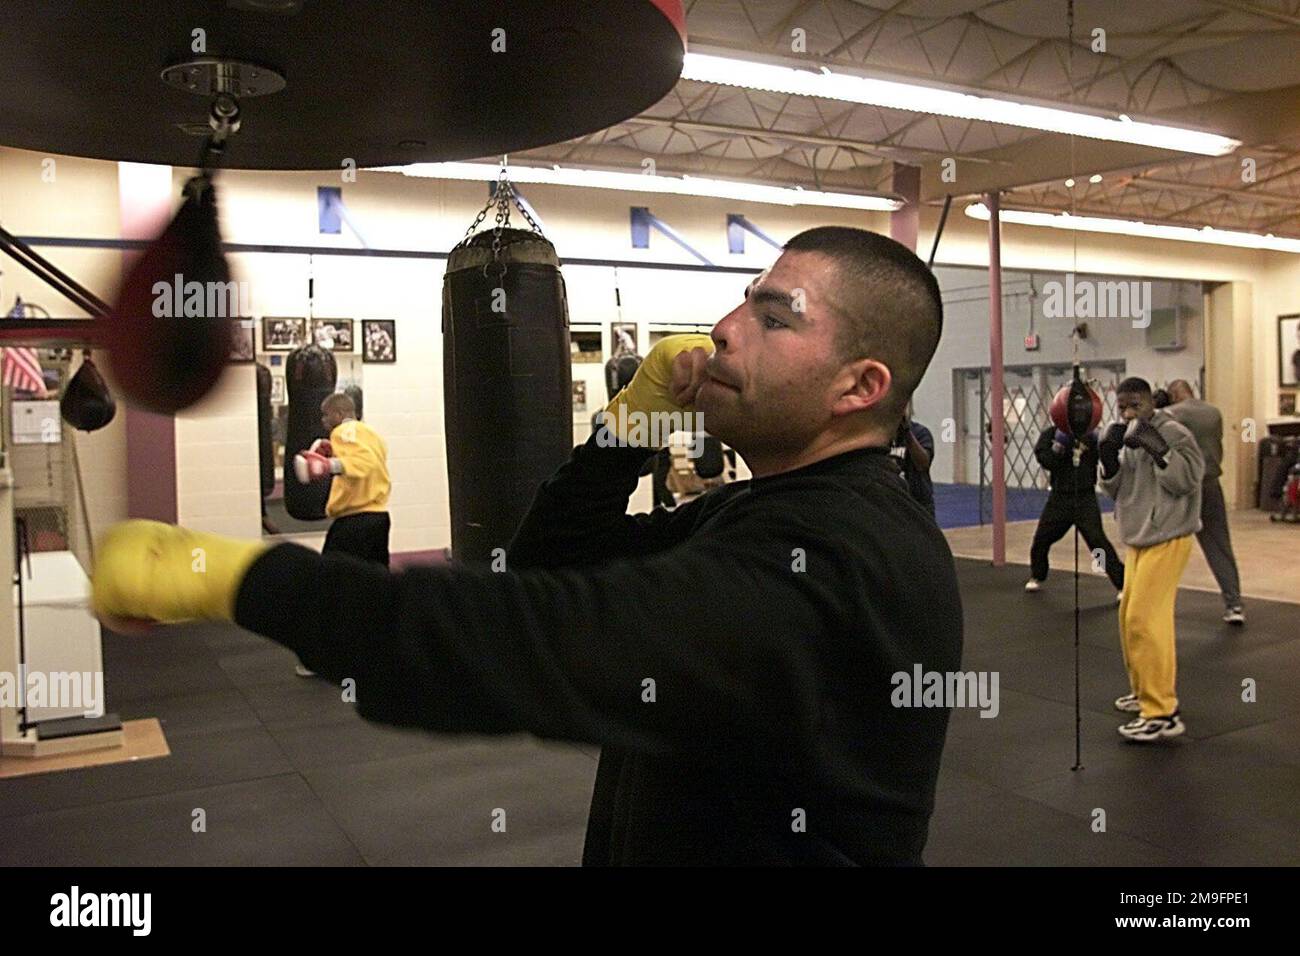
[461,194,496,245]
[512,185,543,235]
[489,159,512,265]
[459,156,548,280]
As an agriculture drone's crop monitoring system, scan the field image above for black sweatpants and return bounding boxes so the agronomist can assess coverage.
[1030,491,1124,589]
[323,511,391,567]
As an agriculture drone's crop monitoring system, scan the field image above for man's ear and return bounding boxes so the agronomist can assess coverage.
[831,358,891,417]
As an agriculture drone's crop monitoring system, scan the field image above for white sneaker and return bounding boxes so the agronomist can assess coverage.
[1024,579,1042,592]
[1223,607,1245,626]
[1119,713,1185,742]
[1114,693,1141,713]
[294,663,316,678]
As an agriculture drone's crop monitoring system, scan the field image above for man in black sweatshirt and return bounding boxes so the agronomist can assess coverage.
[89,227,962,866]
[1024,424,1125,595]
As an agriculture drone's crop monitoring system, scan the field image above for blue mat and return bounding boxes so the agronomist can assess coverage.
[934,483,1114,530]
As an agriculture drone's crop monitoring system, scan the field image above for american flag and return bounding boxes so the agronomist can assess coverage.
[1,298,47,397]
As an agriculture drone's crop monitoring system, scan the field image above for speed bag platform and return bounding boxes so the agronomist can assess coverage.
[442,229,573,563]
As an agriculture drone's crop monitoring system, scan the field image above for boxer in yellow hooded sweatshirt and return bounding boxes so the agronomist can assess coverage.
[290,391,391,676]
[294,391,391,565]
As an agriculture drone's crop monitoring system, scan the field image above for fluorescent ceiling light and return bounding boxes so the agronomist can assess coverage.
[379,161,900,211]
[681,53,1240,157]
[964,203,1300,253]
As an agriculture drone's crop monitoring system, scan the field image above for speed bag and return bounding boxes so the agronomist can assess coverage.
[256,363,274,500]
[1049,376,1103,440]
[103,175,232,414]
[283,344,337,520]
[442,228,573,563]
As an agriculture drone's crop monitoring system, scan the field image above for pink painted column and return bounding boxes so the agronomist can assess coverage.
[889,163,920,252]
[986,192,1006,566]
[117,162,178,523]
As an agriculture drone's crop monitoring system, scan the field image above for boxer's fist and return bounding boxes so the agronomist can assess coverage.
[1124,419,1170,469]
[309,439,334,457]
[294,450,339,483]
[601,334,714,446]
[91,520,268,625]
[1098,422,1126,478]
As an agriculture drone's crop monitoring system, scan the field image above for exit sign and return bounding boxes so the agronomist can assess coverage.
[1024,333,1040,350]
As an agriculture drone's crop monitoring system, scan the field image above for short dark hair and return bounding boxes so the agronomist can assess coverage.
[783,227,943,423]
[1117,377,1152,397]
[321,392,356,416]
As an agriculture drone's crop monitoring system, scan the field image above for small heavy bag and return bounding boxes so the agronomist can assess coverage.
[60,357,116,432]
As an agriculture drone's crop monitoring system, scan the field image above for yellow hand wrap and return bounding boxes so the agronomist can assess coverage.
[602,333,714,446]
[91,520,269,623]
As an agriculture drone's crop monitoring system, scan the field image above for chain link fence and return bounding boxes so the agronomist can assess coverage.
[964,362,1125,523]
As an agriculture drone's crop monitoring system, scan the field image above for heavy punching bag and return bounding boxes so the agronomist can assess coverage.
[256,363,274,501]
[605,352,642,402]
[344,383,363,422]
[443,227,573,562]
[283,344,337,520]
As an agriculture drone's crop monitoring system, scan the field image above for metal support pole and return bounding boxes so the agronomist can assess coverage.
[987,192,1006,566]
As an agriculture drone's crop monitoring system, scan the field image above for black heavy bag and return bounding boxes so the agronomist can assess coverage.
[283,344,337,520]
[694,435,725,480]
[605,353,642,402]
[344,383,363,421]
[256,363,274,500]
[443,228,573,562]
[60,356,116,432]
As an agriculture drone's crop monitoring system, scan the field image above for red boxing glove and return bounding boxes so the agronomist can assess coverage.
[293,451,340,484]
[309,439,334,457]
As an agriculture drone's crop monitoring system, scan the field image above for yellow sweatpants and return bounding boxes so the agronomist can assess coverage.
[1118,535,1193,719]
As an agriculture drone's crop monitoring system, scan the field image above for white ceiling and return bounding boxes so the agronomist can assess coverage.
[502,0,1300,237]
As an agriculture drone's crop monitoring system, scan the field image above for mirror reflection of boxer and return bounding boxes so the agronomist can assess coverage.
[291,391,392,676]
[92,227,962,866]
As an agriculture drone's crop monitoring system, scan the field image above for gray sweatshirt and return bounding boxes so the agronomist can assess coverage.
[1099,410,1205,548]
[1166,398,1223,481]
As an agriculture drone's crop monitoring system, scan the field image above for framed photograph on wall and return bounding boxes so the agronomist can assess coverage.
[312,318,354,352]
[572,380,587,413]
[1281,391,1298,417]
[1280,314,1300,387]
[611,322,638,357]
[362,320,397,363]
[229,319,255,362]
[263,316,307,351]
[270,375,285,406]
[570,330,602,363]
